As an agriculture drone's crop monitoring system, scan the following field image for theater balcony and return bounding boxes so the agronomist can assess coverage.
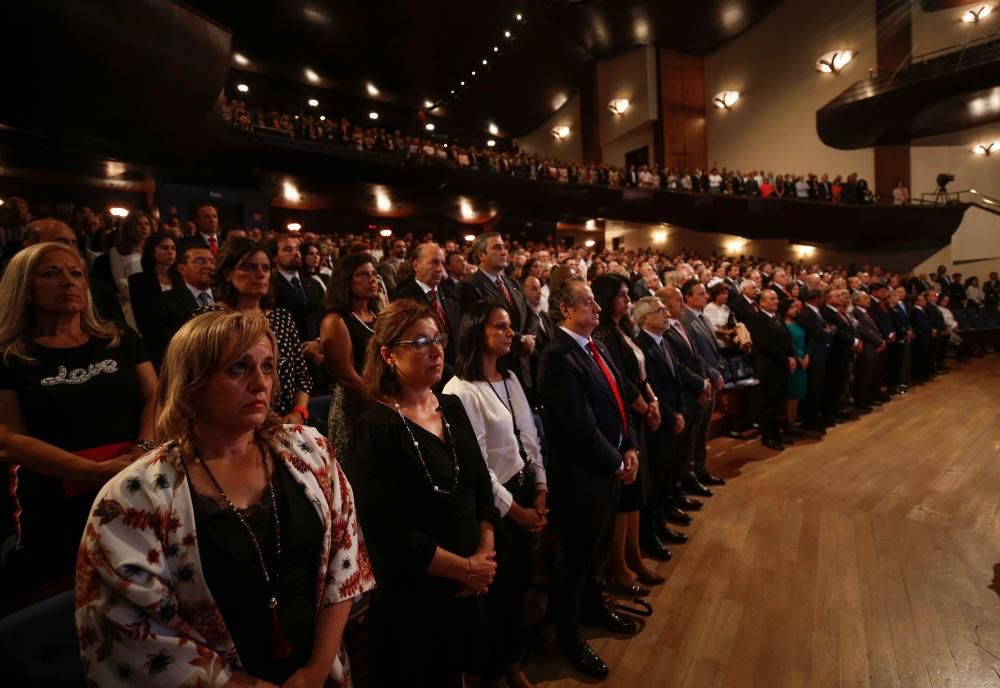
[817,33,1000,149]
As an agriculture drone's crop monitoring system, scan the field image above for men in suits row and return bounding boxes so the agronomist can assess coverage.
[747,289,795,449]
[850,291,885,411]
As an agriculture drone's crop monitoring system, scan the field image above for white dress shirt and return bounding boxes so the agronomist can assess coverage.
[184,281,214,307]
[443,375,546,516]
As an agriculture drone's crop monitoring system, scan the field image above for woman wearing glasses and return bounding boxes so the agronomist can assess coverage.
[443,301,547,688]
[211,239,313,422]
[350,299,500,687]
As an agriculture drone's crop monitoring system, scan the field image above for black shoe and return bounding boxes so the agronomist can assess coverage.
[699,472,726,486]
[682,479,713,497]
[664,506,692,525]
[556,634,609,680]
[604,578,651,597]
[784,428,805,437]
[674,495,703,511]
[656,523,689,544]
[762,438,785,451]
[582,601,640,635]
[640,532,673,561]
[779,434,796,444]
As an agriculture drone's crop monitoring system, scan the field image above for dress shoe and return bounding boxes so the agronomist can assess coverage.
[556,634,609,680]
[783,428,805,438]
[761,438,785,451]
[656,523,689,544]
[582,600,640,635]
[699,473,726,486]
[682,479,713,497]
[674,495,703,511]
[664,506,692,525]
[636,568,666,586]
[640,532,672,561]
[605,578,651,597]
[779,434,796,444]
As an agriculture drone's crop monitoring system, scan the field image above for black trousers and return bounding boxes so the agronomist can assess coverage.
[886,341,904,390]
[853,353,876,407]
[757,372,785,441]
[548,482,620,640]
[870,349,887,399]
[802,354,827,427]
[822,356,849,420]
[683,392,713,479]
[646,425,680,509]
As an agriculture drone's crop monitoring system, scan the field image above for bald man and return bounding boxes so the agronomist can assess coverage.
[22,219,124,325]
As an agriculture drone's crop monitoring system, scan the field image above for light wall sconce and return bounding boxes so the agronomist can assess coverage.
[379,228,393,237]
[713,90,740,110]
[584,239,596,248]
[608,98,631,115]
[286,222,302,232]
[307,98,319,107]
[236,83,249,93]
[816,50,856,74]
[972,141,998,155]
[962,5,992,22]
[486,139,496,147]
[488,123,499,135]
[793,244,816,258]
[551,125,571,140]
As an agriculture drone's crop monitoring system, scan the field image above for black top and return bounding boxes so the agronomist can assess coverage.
[343,312,374,374]
[349,395,499,586]
[0,328,147,578]
[190,458,323,685]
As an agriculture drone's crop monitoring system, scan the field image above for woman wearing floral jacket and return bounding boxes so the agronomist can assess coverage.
[75,310,375,687]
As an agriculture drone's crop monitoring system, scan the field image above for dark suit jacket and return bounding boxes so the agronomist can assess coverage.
[680,307,724,385]
[747,312,793,381]
[273,271,325,341]
[925,302,947,331]
[731,295,756,324]
[592,327,642,409]
[868,298,895,339]
[145,285,201,367]
[538,329,637,507]
[459,270,534,385]
[910,306,933,342]
[891,303,912,337]
[90,279,125,327]
[391,277,461,363]
[823,306,858,363]
[128,271,168,343]
[636,330,703,417]
[797,305,832,363]
[664,320,710,391]
[854,308,884,358]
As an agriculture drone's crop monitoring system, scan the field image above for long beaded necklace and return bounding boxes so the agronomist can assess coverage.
[350,311,375,334]
[486,375,534,486]
[189,439,291,661]
[390,399,461,494]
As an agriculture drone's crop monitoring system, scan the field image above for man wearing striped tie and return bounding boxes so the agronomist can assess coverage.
[391,242,460,365]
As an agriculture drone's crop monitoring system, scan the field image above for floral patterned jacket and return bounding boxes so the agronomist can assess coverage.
[75,425,375,687]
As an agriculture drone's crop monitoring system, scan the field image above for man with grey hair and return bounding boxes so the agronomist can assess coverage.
[851,290,884,410]
[731,278,758,324]
[748,288,796,450]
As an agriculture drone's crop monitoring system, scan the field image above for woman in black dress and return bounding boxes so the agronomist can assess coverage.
[320,253,380,463]
[591,275,667,595]
[128,230,180,343]
[350,299,500,687]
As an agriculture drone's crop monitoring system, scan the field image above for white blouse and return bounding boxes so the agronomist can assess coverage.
[109,247,143,300]
[443,374,547,516]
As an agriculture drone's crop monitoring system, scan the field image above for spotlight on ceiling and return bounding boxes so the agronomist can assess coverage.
[460,81,466,86]
[962,5,992,22]
[482,59,488,65]
[486,139,496,147]
[287,222,302,232]
[368,111,379,120]
[236,83,249,93]
[608,98,631,115]
[108,207,130,218]
[379,228,393,237]
[504,30,512,38]
[233,52,250,66]
[304,68,320,83]
[471,70,477,76]
[493,46,499,52]
[816,49,856,74]
[366,82,380,96]
[713,90,740,110]
[551,125,571,140]
[282,181,301,202]
[425,123,436,131]
[308,98,319,107]
[488,123,499,135]
[515,12,523,21]
[423,99,434,109]
[584,239,596,248]
[464,234,476,242]
[450,89,456,94]
[972,141,998,155]
[375,186,392,213]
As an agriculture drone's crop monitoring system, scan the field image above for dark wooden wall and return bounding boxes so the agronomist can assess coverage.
[874,0,912,201]
[657,47,707,172]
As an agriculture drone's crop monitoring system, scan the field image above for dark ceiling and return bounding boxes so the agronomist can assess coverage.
[187,0,781,137]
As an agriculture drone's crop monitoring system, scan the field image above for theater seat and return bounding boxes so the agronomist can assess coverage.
[308,394,332,438]
[0,590,82,687]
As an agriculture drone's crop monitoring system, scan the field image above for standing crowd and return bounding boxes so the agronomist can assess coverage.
[0,196,995,687]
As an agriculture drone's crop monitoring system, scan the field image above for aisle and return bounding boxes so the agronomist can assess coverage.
[530,356,1000,688]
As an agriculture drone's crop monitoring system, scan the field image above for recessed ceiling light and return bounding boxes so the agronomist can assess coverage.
[471,70,477,76]
[482,59,488,65]
[236,83,249,93]
[423,99,434,109]
[308,98,319,107]
[504,30,511,38]
[450,89,456,94]
[366,82,380,96]
[488,123,499,135]
[460,81,465,86]
[108,207,130,218]
[305,68,320,83]
[493,46,499,52]
[287,222,302,232]
[515,13,523,21]
[486,139,496,147]
[426,123,435,131]
[319,115,326,121]
[379,228,393,237]
[233,52,250,66]
[369,111,379,120]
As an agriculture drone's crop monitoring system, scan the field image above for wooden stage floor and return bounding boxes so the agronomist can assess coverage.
[529,355,1000,688]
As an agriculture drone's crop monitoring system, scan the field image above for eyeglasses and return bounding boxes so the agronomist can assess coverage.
[394,333,448,353]
[188,257,216,266]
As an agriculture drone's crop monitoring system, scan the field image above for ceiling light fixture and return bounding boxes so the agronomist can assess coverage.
[515,12,523,21]
[608,98,631,115]
[816,49,856,74]
[493,46,499,52]
[236,83,249,93]
[369,111,379,120]
[584,239,596,248]
[450,89,456,94]
[108,207,129,218]
[488,123,499,135]
[423,99,434,109]
[486,139,496,147]
[304,68,320,83]
[460,198,475,220]
[375,187,392,213]
[482,59,488,65]
[464,234,476,242]
[972,141,998,155]
[282,181,300,202]
[319,115,326,121]
[308,98,319,107]
[460,81,465,86]
[379,228,393,237]
[713,90,740,110]
[962,5,992,22]
[425,123,435,131]
[233,52,250,66]
[366,82,380,96]
[471,70,477,76]
[504,30,512,38]
[551,125,571,140]
[287,222,302,232]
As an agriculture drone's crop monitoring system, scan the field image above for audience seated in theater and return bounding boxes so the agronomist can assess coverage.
[75,310,374,686]
[0,242,156,591]
[349,300,500,688]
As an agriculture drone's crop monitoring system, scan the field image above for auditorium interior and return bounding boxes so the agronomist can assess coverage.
[1,0,1000,686]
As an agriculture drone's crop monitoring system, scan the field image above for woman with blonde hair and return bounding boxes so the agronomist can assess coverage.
[76,310,375,687]
[0,242,156,590]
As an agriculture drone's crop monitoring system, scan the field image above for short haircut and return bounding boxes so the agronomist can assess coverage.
[708,282,730,299]
[469,231,500,264]
[548,275,586,323]
[453,301,510,382]
[445,251,465,268]
[632,296,662,327]
[739,279,756,292]
[175,238,211,263]
[680,278,703,299]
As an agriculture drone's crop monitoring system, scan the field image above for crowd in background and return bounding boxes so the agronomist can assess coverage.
[223,100,887,203]
[1,194,998,686]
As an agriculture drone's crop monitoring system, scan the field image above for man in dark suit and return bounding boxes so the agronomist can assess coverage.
[460,232,536,389]
[539,276,640,680]
[797,287,832,431]
[441,250,466,302]
[769,268,792,311]
[890,286,914,391]
[823,288,862,422]
[268,233,324,342]
[984,271,1000,309]
[679,280,726,486]
[851,291,885,411]
[925,289,949,373]
[817,174,833,201]
[748,289,795,449]
[145,240,216,367]
[731,279,759,325]
[909,292,934,381]
[187,202,221,256]
[868,283,897,401]
[523,275,553,402]
[391,243,460,364]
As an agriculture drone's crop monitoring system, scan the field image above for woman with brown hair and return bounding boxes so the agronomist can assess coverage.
[76,310,375,687]
[349,299,500,687]
[109,210,153,327]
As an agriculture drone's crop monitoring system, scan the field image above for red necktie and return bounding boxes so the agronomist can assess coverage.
[428,289,447,326]
[208,236,218,256]
[587,340,627,432]
[671,321,693,353]
[495,275,512,304]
